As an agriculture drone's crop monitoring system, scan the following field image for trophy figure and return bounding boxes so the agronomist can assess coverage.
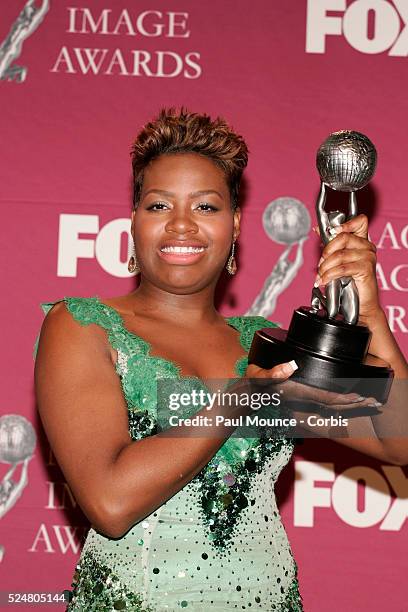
[248,131,394,403]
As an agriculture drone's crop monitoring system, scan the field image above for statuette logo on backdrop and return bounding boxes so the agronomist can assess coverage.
[306,0,408,56]
[0,414,36,561]
[0,0,49,83]
[246,197,310,318]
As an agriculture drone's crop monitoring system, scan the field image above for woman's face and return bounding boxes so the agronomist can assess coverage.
[131,152,241,294]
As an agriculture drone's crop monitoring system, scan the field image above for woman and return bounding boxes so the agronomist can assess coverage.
[34,109,408,611]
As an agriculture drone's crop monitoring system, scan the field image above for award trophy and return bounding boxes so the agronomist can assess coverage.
[248,131,394,403]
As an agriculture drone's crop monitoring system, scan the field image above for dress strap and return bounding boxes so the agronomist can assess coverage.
[63,296,123,333]
[32,296,148,360]
[227,315,279,351]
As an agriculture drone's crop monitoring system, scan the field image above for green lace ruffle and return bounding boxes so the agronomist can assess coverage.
[33,296,283,469]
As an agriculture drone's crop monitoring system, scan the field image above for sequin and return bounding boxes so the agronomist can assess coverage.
[35,297,303,611]
[223,473,236,487]
[221,493,233,507]
[117,349,129,375]
[66,549,154,611]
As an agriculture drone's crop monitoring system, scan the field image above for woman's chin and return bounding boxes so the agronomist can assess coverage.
[156,270,216,293]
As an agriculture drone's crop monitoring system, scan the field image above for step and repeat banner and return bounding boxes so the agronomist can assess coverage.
[1,1,407,610]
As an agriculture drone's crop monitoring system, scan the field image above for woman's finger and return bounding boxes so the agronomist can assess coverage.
[328,213,369,239]
[320,232,376,262]
[321,395,381,409]
[246,360,298,382]
[302,387,360,406]
[319,247,376,272]
[269,360,298,379]
[316,258,376,287]
[322,231,375,257]
[317,249,376,283]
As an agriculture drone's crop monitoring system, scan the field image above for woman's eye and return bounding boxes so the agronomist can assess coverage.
[146,201,169,211]
[196,202,218,212]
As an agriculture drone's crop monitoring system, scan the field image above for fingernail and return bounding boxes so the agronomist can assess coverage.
[312,226,318,233]
[318,256,324,265]
[329,226,342,236]
[314,275,321,287]
[284,360,298,374]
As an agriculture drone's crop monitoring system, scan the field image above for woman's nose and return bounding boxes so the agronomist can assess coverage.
[165,211,199,235]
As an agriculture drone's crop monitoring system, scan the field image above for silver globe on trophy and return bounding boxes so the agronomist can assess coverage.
[248,131,394,403]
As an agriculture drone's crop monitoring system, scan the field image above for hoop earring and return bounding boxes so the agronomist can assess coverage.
[128,249,140,274]
[226,241,237,275]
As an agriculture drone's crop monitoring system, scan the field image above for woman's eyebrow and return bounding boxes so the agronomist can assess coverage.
[142,189,224,199]
[188,190,223,199]
[142,189,175,198]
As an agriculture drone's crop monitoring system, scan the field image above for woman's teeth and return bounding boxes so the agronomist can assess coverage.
[160,246,205,253]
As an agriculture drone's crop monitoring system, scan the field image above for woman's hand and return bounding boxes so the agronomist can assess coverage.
[315,213,382,327]
[244,362,380,413]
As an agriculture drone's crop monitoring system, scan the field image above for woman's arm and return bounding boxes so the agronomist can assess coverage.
[327,309,408,465]
[34,302,294,539]
[315,214,408,464]
[361,307,408,379]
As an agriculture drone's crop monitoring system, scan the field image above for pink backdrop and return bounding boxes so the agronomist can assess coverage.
[1,1,407,610]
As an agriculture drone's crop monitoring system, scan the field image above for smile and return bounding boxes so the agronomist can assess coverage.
[158,244,208,264]
[160,246,206,253]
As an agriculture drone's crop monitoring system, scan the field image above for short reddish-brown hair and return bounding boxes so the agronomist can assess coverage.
[130,108,248,210]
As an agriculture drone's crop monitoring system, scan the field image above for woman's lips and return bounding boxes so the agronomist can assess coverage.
[158,245,207,264]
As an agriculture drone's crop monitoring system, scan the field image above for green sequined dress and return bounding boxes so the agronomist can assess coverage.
[34,296,303,612]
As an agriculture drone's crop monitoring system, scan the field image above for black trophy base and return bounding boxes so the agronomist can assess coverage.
[248,307,394,404]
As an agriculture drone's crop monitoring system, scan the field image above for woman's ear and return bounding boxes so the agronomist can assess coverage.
[130,207,136,234]
[233,206,241,241]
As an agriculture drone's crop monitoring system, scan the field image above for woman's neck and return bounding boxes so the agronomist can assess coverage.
[128,278,222,326]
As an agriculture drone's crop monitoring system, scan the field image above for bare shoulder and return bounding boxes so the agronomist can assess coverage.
[40,300,71,330]
[36,299,111,362]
